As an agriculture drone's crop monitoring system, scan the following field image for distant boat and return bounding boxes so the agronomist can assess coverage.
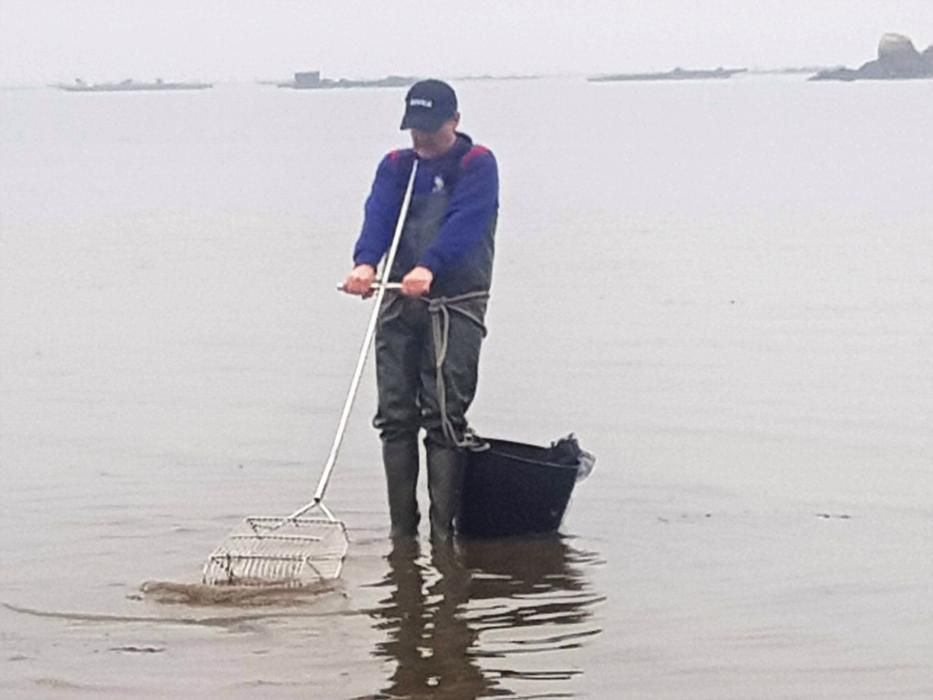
[57,78,212,92]
[276,70,415,90]
[588,67,747,82]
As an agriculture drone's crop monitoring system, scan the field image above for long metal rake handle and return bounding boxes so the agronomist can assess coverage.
[285,159,420,521]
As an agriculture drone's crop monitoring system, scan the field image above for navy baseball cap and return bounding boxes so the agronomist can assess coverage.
[400,79,458,132]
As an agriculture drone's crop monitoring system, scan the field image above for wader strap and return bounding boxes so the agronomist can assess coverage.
[423,291,490,450]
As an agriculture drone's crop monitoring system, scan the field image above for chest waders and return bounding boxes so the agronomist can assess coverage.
[374,166,496,540]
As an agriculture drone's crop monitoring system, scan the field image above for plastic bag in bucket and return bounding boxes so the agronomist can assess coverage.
[457,434,595,539]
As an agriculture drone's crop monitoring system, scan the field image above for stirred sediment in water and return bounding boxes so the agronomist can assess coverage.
[140,579,342,606]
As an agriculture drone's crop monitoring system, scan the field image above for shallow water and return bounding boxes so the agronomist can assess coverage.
[1,76,932,698]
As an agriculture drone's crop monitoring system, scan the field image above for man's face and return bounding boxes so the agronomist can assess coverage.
[410,115,459,157]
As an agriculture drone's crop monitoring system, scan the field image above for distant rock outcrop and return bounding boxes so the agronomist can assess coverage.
[810,33,933,81]
[276,70,415,90]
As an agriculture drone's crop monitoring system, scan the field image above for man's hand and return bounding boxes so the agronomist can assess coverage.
[401,266,433,296]
[343,264,376,297]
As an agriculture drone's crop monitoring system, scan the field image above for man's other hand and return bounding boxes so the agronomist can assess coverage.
[343,264,376,297]
[401,266,433,296]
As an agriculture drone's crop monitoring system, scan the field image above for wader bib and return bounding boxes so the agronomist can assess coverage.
[374,152,496,538]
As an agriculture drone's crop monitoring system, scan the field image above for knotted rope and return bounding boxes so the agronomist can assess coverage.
[421,291,490,450]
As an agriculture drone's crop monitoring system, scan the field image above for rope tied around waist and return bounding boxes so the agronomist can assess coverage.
[422,291,490,450]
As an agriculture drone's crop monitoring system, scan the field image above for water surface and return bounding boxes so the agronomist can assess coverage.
[1,76,931,698]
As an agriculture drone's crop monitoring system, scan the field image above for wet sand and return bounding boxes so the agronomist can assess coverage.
[1,77,931,697]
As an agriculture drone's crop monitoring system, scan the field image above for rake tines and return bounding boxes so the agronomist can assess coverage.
[203,517,349,586]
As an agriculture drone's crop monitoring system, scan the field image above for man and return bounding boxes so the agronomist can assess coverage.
[343,79,498,540]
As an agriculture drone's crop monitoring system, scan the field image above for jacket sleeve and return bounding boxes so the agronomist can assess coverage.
[418,149,498,275]
[353,153,407,268]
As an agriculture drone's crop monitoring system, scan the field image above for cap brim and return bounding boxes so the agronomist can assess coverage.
[400,111,447,132]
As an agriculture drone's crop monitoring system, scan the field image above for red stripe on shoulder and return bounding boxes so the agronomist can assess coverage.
[387,148,415,166]
[462,145,492,168]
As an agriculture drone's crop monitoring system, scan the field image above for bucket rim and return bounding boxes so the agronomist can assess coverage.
[473,437,581,471]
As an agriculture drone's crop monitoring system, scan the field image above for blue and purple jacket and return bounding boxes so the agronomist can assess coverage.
[353,133,498,295]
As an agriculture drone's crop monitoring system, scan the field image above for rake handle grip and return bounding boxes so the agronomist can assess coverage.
[336,281,402,292]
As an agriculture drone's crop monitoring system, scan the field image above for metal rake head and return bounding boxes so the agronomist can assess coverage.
[203,516,349,586]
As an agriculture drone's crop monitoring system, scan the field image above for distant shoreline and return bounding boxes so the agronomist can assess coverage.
[2,65,913,93]
[589,67,747,82]
[55,79,212,93]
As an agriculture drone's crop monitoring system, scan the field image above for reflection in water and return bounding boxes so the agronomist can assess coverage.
[364,536,603,699]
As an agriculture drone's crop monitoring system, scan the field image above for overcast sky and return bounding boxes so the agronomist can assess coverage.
[1,1,931,84]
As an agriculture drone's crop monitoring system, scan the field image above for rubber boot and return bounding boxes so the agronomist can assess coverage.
[426,441,466,541]
[382,437,420,538]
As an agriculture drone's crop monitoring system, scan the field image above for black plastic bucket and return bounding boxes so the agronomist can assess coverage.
[457,438,580,538]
